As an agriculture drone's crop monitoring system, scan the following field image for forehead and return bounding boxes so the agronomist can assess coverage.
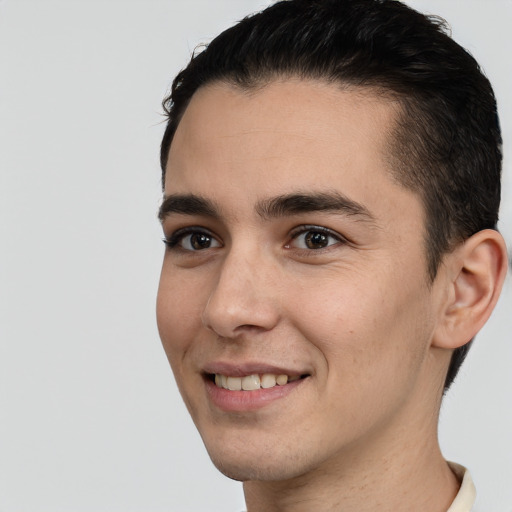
[167,79,397,182]
[165,79,421,229]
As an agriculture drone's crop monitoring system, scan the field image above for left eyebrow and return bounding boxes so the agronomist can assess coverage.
[255,191,377,224]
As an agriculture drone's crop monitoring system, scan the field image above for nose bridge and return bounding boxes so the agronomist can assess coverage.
[202,241,279,337]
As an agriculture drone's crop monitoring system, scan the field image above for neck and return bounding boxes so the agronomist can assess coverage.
[243,365,459,512]
[244,427,458,512]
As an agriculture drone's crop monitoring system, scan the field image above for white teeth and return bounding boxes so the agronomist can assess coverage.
[214,373,302,391]
[227,376,242,391]
[261,374,277,388]
[242,374,261,391]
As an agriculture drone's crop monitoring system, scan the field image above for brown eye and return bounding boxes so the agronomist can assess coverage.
[304,231,329,249]
[180,232,221,251]
[189,233,214,250]
[164,229,222,251]
[288,227,343,251]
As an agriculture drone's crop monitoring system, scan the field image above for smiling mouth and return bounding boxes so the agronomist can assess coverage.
[210,373,308,391]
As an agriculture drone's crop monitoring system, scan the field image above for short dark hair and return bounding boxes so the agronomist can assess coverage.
[160,0,502,390]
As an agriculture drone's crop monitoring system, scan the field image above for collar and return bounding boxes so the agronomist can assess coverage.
[446,462,476,512]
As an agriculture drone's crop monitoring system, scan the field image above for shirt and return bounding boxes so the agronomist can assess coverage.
[447,462,476,512]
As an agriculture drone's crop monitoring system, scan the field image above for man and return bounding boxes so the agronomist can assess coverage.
[156,1,508,510]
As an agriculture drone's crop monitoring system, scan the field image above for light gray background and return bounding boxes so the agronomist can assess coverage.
[0,1,510,511]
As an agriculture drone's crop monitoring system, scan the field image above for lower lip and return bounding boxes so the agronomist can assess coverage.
[205,377,305,412]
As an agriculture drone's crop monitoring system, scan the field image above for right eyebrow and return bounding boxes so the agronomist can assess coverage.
[158,194,220,222]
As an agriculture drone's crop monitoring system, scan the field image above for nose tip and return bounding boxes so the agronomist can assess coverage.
[202,300,275,339]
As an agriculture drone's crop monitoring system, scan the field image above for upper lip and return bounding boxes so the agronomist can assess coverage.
[202,361,309,377]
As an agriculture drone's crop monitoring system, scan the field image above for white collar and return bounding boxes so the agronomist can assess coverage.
[446,462,476,512]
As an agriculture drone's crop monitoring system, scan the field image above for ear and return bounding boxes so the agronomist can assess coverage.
[432,229,508,349]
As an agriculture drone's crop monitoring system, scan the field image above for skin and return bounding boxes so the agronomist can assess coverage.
[157,79,485,511]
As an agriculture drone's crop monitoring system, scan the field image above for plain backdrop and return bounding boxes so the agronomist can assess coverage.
[0,1,510,511]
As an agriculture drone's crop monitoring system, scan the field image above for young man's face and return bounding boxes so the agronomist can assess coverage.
[157,80,447,482]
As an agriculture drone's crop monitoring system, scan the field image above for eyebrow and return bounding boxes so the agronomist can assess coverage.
[255,191,376,223]
[158,194,219,221]
[158,191,376,224]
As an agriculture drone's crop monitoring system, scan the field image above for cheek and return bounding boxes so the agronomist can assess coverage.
[156,269,205,365]
[156,270,210,418]
[290,269,432,386]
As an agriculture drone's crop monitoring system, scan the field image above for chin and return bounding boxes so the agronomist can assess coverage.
[211,457,302,483]
[205,441,316,482]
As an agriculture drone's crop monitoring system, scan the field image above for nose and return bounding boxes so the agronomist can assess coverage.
[201,248,281,339]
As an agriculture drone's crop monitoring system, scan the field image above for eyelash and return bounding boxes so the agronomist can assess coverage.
[287,225,347,252]
[163,227,221,252]
[162,225,348,253]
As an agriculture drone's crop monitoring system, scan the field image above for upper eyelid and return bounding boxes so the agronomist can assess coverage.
[164,226,223,247]
[289,224,347,241]
[167,225,214,236]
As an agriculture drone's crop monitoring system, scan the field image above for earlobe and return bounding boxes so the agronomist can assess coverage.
[432,229,508,350]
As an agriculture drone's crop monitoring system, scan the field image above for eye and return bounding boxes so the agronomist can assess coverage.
[287,226,344,250]
[163,228,222,251]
